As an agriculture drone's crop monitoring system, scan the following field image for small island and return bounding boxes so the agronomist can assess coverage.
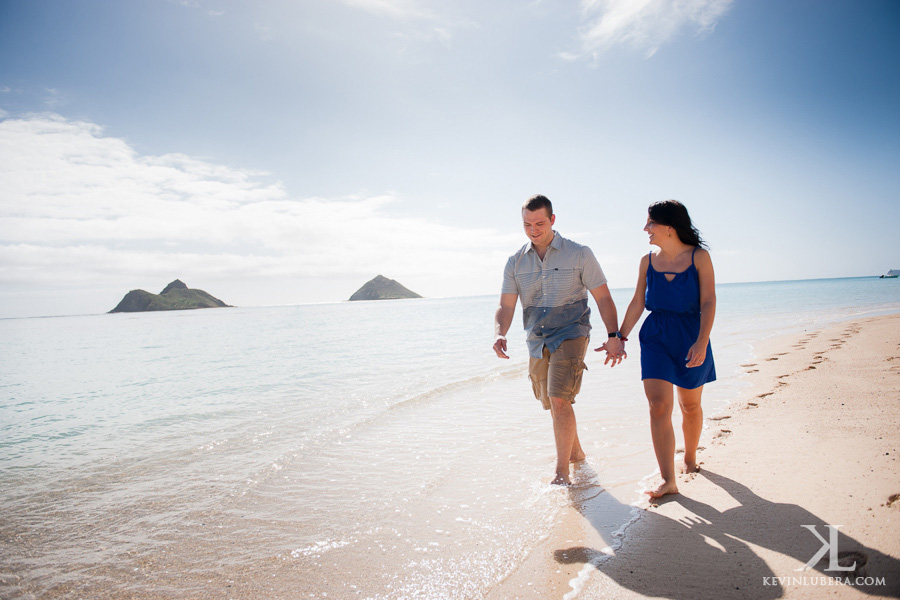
[109,280,231,313]
[349,275,422,301]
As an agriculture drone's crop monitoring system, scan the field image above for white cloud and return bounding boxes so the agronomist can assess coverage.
[571,0,733,60]
[0,114,516,313]
[338,0,435,20]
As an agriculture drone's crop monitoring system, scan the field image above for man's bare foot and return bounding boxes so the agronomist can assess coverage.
[680,461,701,474]
[645,481,679,498]
[551,473,572,486]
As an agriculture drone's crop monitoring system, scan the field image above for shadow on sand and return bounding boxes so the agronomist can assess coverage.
[556,468,900,599]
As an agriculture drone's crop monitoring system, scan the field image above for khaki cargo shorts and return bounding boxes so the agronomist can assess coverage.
[528,337,589,410]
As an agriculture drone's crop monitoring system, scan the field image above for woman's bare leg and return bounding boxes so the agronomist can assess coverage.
[677,385,703,473]
[644,378,678,497]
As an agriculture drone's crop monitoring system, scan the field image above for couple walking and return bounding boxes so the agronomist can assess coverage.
[493,195,716,496]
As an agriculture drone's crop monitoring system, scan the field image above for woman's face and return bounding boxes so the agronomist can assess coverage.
[644,217,667,246]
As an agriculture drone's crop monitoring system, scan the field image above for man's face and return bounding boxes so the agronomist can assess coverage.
[522,207,555,247]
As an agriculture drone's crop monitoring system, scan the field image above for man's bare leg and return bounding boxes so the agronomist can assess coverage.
[549,396,577,485]
[677,386,703,473]
[570,431,586,463]
[644,379,678,498]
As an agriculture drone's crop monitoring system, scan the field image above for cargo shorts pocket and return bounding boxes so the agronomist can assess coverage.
[529,352,552,410]
[528,375,550,410]
[529,373,550,410]
[570,359,588,396]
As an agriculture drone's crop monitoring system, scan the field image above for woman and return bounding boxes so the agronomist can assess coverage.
[603,200,716,498]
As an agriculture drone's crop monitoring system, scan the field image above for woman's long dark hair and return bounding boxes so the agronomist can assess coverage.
[648,200,707,248]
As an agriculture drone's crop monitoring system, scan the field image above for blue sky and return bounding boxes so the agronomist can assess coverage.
[1,0,898,318]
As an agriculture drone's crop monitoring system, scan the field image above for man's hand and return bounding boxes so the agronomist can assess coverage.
[493,335,509,359]
[493,294,517,360]
[594,338,626,367]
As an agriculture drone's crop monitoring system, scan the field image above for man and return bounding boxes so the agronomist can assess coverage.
[493,195,624,486]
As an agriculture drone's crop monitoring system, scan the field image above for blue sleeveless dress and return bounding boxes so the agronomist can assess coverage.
[639,248,716,389]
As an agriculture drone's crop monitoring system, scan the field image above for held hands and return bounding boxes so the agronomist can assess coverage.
[685,340,708,368]
[493,335,509,359]
[594,337,626,367]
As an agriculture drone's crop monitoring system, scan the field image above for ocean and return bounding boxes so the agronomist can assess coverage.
[1,277,898,599]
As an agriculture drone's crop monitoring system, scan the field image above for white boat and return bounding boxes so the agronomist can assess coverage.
[879,269,900,279]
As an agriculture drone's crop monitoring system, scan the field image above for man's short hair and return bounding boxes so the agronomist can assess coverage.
[522,194,553,217]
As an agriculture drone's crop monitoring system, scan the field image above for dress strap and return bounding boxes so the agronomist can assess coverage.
[691,246,697,266]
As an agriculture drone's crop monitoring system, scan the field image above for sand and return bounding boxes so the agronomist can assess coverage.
[487,313,900,599]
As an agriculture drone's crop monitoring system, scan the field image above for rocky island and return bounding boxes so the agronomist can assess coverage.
[109,280,231,313]
[348,275,422,301]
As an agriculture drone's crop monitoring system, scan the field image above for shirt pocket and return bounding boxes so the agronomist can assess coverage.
[514,270,542,304]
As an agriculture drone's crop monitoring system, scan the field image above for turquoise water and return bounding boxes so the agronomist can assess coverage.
[0,277,897,599]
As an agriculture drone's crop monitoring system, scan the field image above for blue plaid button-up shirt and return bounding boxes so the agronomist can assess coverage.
[501,232,608,359]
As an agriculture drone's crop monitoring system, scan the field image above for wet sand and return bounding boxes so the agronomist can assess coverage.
[488,313,900,599]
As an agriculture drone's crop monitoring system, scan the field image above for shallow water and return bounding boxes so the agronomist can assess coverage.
[1,277,897,598]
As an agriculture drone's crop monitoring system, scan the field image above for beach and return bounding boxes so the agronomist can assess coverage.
[489,313,900,599]
[2,283,899,599]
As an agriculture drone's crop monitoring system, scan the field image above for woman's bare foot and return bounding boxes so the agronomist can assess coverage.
[645,480,679,498]
[680,461,701,474]
[570,452,586,464]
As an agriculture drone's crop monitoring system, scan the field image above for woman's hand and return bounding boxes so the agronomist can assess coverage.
[685,340,708,368]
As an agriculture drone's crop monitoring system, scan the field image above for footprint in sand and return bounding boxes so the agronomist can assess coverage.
[886,493,900,508]
[746,402,758,408]
[714,429,732,438]
[553,547,599,565]
[740,363,757,368]
[766,357,779,361]
[806,365,817,370]
[709,415,731,421]
[747,369,759,373]
[757,392,773,398]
